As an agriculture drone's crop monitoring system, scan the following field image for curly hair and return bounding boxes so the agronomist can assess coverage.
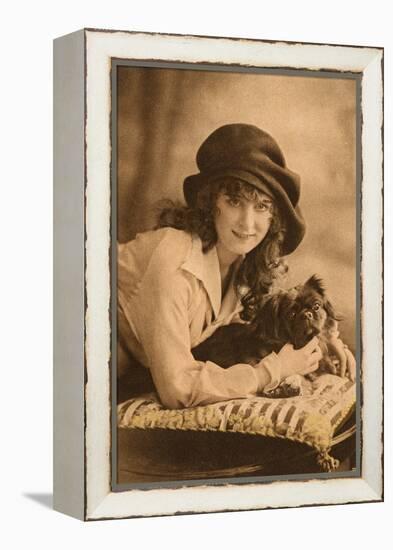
[156,179,288,321]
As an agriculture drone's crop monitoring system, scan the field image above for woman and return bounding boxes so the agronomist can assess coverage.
[117,124,349,408]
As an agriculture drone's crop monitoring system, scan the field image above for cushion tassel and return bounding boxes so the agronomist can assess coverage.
[317,450,340,472]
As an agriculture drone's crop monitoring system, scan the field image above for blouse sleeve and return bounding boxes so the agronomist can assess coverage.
[129,263,266,409]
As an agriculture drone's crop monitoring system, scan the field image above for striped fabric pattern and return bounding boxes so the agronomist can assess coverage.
[118,374,355,457]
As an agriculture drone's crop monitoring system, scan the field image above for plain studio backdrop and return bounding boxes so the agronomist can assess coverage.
[1,1,391,549]
[118,66,357,348]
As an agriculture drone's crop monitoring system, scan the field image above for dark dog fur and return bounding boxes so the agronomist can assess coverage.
[192,275,340,378]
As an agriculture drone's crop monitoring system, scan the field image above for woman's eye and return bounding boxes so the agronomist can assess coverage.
[227,197,241,207]
[255,202,269,212]
[312,303,321,311]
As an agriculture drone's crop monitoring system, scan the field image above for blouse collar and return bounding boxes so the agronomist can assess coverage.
[181,235,243,320]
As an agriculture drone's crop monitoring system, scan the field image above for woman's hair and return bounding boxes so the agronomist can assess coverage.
[156,179,288,321]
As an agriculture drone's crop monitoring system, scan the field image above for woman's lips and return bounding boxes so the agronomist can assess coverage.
[232,230,256,240]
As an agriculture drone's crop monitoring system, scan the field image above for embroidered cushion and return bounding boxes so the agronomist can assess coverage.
[118,374,355,471]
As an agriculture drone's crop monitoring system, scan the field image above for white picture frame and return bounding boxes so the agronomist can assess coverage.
[53,28,383,520]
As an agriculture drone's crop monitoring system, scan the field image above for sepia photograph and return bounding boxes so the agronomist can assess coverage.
[114,63,359,487]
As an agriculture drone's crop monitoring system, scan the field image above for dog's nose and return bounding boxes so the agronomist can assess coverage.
[302,310,314,320]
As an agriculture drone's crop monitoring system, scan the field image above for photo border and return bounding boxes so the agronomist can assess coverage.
[110,59,363,492]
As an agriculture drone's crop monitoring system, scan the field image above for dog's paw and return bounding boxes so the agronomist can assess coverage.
[262,375,303,398]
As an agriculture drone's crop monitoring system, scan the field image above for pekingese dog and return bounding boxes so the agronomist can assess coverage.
[192,275,341,396]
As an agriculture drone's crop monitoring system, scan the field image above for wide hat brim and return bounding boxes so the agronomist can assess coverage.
[184,168,306,256]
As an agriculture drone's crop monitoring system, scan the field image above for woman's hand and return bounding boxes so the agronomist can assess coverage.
[278,337,322,379]
[323,321,356,381]
[327,337,356,381]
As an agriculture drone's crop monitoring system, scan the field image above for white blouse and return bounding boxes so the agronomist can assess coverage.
[118,227,278,408]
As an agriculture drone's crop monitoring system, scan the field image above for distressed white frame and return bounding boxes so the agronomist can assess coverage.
[56,29,383,520]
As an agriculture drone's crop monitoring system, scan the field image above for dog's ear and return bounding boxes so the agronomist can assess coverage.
[304,274,326,295]
[324,299,342,322]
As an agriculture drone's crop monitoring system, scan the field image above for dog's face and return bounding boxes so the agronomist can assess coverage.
[252,275,338,350]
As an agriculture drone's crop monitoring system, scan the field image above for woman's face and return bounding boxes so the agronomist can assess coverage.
[214,187,274,266]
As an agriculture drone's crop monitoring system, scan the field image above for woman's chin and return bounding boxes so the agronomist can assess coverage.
[234,243,256,255]
[230,237,259,255]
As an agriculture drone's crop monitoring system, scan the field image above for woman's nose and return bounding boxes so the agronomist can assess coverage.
[238,205,255,230]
